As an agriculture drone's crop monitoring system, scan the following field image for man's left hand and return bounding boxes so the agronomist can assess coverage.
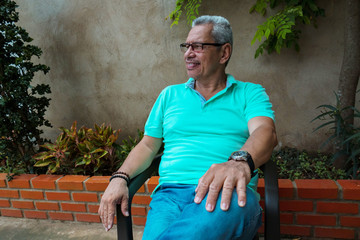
[194,160,252,212]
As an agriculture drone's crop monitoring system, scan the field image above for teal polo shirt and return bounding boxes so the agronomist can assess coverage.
[144,74,274,199]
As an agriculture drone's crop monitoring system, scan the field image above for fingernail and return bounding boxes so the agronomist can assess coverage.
[125,211,129,216]
[221,203,228,210]
[206,203,213,211]
[239,201,245,207]
[194,197,200,203]
[107,225,111,231]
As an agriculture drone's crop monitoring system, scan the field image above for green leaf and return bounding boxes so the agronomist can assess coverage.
[264,29,271,39]
[312,120,336,133]
[34,159,52,167]
[75,157,87,166]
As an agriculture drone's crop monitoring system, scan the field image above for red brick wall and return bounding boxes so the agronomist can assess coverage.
[0,173,359,239]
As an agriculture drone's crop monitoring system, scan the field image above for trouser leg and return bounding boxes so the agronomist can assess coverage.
[157,186,262,240]
[142,184,195,240]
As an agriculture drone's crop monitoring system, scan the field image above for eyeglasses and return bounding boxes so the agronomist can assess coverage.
[179,42,225,53]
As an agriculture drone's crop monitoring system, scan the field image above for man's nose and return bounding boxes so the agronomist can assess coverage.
[184,47,196,57]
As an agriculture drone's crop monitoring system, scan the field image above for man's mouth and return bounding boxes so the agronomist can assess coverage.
[186,61,200,70]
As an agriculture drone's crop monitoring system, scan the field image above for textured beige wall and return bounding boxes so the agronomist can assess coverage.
[16,0,346,151]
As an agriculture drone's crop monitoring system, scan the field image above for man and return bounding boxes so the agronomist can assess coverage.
[99,15,277,239]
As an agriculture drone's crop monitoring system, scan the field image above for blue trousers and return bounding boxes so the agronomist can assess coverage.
[142,184,262,240]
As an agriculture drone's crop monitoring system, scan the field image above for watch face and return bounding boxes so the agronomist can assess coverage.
[231,151,249,161]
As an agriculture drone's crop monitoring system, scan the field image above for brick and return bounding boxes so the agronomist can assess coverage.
[12,200,35,209]
[280,225,311,237]
[0,199,10,207]
[61,202,86,212]
[131,206,146,216]
[85,176,110,191]
[257,178,265,198]
[258,179,293,199]
[32,175,63,190]
[132,195,152,205]
[338,180,360,200]
[58,175,89,190]
[76,213,101,223]
[24,210,47,219]
[0,173,8,187]
[279,200,313,212]
[315,227,355,239]
[137,185,145,193]
[45,191,70,201]
[8,174,37,189]
[295,179,338,199]
[35,202,59,211]
[20,190,44,200]
[0,189,19,198]
[317,201,358,214]
[72,192,98,202]
[88,204,99,213]
[259,200,265,209]
[297,214,336,226]
[1,209,23,217]
[280,213,294,224]
[278,179,294,198]
[147,176,159,193]
[340,216,360,227]
[49,212,74,221]
[132,216,147,226]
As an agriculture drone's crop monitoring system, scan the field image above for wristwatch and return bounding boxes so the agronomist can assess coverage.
[228,150,256,178]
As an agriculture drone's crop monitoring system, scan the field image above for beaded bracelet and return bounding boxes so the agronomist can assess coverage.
[109,174,130,185]
[111,171,130,179]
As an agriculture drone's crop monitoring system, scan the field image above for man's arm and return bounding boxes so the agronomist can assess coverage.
[194,116,277,212]
[98,135,162,231]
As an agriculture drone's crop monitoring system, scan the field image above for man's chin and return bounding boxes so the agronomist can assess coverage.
[186,70,199,79]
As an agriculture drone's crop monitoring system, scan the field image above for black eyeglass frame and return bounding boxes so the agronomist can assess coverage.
[179,42,225,52]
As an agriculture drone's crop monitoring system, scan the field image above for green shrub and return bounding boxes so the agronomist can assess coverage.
[0,0,51,176]
[33,121,121,176]
[312,92,360,179]
[116,129,144,169]
[264,147,347,180]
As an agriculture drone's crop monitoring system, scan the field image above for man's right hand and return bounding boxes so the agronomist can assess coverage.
[98,178,129,231]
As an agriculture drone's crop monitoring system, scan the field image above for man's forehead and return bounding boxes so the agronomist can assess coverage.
[186,24,214,42]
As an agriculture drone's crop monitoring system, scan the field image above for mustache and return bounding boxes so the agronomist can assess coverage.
[185,59,199,63]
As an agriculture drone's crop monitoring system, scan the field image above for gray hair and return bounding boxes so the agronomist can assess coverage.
[192,15,233,49]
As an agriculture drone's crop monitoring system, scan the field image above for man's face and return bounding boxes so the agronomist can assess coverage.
[184,24,225,81]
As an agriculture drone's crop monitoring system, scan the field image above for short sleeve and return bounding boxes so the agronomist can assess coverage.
[144,89,166,138]
[244,83,275,122]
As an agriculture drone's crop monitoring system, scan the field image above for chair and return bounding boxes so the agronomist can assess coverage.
[116,154,280,240]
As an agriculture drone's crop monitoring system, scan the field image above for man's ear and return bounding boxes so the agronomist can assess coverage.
[219,43,232,65]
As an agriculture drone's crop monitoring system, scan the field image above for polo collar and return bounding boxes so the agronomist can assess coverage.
[185,74,236,90]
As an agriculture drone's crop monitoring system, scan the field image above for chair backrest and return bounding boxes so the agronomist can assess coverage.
[260,160,280,239]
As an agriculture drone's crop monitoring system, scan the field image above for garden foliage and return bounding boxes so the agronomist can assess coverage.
[268,147,346,180]
[33,121,145,176]
[312,92,360,179]
[250,0,325,58]
[167,0,325,58]
[166,0,202,28]
[34,121,122,176]
[0,0,51,176]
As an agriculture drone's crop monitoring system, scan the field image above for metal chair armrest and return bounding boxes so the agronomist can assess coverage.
[116,154,162,240]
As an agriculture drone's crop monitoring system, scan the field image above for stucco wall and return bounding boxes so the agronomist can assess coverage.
[16,0,346,151]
